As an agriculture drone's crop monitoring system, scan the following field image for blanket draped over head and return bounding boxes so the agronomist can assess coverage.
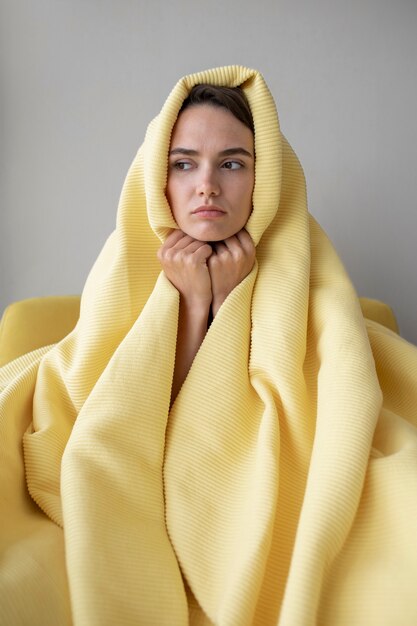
[1,66,417,626]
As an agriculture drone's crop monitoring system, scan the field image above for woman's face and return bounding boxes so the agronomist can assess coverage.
[166,104,255,242]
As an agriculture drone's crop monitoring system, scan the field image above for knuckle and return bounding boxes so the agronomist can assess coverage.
[235,248,244,262]
[157,247,168,262]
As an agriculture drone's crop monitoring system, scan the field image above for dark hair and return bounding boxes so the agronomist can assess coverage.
[180,84,254,133]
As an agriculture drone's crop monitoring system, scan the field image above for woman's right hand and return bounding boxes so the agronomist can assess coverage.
[157,230,213,311]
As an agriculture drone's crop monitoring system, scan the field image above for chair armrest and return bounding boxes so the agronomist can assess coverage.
[0,294,398,368]
[359,297,399,334]
[0,295,81,366]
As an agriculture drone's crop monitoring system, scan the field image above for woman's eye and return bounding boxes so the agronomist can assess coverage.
[222,161,242,170]
[174,161,192,171]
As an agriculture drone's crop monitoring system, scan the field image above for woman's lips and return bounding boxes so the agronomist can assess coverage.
[192,206,226,218]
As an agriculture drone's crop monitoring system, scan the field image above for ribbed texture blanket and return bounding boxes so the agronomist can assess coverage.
[1,66,417,626]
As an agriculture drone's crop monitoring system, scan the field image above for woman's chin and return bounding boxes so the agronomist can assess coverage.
[184,224,239,243]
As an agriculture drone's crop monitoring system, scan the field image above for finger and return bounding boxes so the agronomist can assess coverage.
[159,232,195,263]
[192,243,213,263]
[162,231,191,254]
[211,241,229,256]
[167,237,207,257]
[229,230,255,258]
[171,234,200,250]
[165,229,187,244]
[235,229,255,250]
[179,239,212,257]
[221,235,243,255]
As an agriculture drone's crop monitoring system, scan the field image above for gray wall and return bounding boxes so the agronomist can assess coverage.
[1,0,416,344]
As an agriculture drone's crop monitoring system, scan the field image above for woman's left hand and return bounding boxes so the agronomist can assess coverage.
[208,229,256,317]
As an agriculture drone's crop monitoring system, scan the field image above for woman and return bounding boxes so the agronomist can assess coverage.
[1,65,417,626]
[159,85,256,403]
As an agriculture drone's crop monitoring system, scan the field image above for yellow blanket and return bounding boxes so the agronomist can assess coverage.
[1,66,417,626]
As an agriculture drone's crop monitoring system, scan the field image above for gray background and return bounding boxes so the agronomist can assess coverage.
[1,0,416,344]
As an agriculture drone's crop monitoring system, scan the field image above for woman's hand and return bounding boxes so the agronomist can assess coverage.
[158,229,213,404]
[157,230,213,312]
[208,229,256,317]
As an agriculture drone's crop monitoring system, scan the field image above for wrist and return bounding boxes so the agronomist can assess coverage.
[180,295,211,319]
[211,295,226,318]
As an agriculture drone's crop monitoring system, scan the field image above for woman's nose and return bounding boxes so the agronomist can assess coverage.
[196,168,220,197]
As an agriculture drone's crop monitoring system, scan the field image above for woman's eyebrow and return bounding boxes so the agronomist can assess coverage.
[219,147,253,158]
[169,147,253,158]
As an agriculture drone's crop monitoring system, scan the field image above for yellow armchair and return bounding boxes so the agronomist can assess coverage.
[0,295,399,368]
[0,296,81,367]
